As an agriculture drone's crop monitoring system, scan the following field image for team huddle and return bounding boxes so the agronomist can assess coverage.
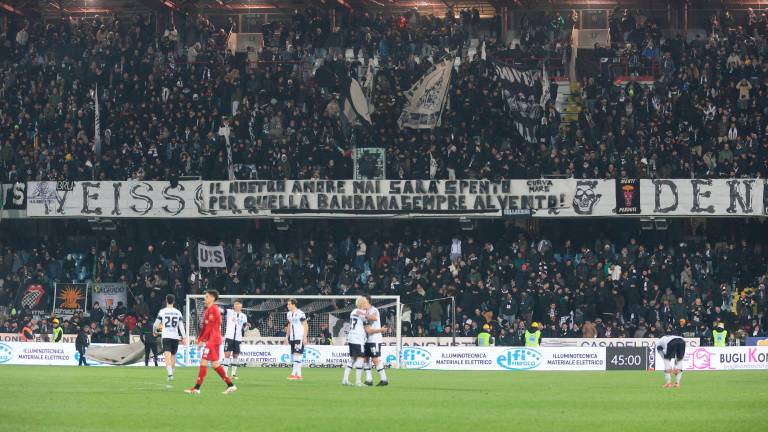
[149,292,390,394]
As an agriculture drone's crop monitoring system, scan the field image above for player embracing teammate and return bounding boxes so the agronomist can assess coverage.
[186,290,238,394]
[342,296,389,387]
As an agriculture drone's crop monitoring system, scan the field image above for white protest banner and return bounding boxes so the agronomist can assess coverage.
[640,179,766,216]
[26,181,208,218]
[543,337,700,349]
[536,179,617,217]
[655,346,768,371]
[202,179,573,217]
[198,244,227,268]
[89,282,127,312]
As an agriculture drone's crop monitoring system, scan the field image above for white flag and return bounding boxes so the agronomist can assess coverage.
[94,84,101,158]
[198,244,227,268]
[398,59,453,129]
[540,64,551,109]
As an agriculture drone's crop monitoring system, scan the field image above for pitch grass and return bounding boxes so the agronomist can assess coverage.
[0,367,766,432]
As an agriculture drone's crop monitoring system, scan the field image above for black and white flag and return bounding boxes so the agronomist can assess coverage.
[494,64,544,143]
[399,59,453,129]
[341,78,373,127]
[94,84,102,158]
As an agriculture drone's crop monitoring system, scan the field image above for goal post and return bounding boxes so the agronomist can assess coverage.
[185,294,402,368]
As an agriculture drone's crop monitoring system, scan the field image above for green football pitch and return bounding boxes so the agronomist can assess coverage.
[0,366,766,432]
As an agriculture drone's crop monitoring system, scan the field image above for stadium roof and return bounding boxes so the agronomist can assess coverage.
[0,0,763,21]
[1,0,500,18]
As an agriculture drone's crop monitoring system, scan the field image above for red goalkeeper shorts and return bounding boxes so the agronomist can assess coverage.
[201,343,221,362]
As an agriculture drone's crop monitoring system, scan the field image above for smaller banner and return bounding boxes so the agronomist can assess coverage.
[89,282,127,312]
[14,283,48,311]
[616,179,641,214]
[53,283,87,317]
[542,337,700,348]
[395,346,606,371]
[198,244,227,268]
[656,346,768,371]
[353,148,386,180]
[746,337,768,346]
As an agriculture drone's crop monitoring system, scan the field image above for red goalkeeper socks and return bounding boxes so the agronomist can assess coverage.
[195,365,208,387]
[214,365,233,386]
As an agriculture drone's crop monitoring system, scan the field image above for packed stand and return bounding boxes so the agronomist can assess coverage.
[0,9,583,183]
[578,8,768,179]
[0,220,765,346]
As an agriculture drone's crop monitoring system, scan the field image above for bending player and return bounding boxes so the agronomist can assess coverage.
[657,334,686,388]
[343,296,388,387]
[224,300,248,380]
[284,299,308,380]
[362,295,389,386]
[154,294,187,382]
[186,290,237,394]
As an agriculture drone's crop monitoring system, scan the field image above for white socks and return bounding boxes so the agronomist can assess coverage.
[343,360,353,382]
[364,360,372,382]
[293,354,302,377]
[377,365,387,382]
[354,358,363,384]
[673,359,682,384]
[231,359,238,377]
[166,365,173,377]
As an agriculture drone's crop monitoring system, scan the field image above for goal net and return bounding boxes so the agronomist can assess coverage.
[185,295,401,367]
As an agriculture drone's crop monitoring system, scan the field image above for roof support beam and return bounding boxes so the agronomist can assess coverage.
[0,1,24,15]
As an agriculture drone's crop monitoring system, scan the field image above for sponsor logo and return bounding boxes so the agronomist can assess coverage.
[0,343,13,363]
[280,347,322,364]
[401,347,432,369]
[685,348,715,370]
[496,348,543,370]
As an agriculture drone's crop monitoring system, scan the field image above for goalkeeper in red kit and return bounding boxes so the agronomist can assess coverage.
[186,290,237,394]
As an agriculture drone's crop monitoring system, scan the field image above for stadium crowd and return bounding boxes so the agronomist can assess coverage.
[3,8,768,184]
[1,7,768,345]
[0,219,765,346]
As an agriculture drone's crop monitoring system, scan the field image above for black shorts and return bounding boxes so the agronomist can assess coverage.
[162,338,180,355]
[348,343,364,358]
[289,340,304,355]
[364,342,382,358]
[224,338,241,355]
[664,338,686,361]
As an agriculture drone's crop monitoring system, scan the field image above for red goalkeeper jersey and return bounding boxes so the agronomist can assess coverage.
[198,304,223,345]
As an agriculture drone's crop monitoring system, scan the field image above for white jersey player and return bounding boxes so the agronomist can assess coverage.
[284,299,308,380]
[153,294,187,382]
[363,296,388,386]
[343,296,387,387]
[224,300,248,379]
[657,335,686,388]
